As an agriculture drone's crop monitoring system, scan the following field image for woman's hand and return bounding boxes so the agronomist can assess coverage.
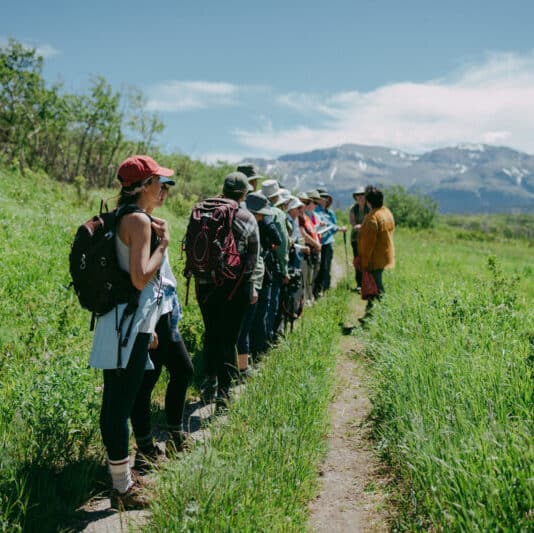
[250,287,258,305]
[149,332,159,350]
[151,217,170,247]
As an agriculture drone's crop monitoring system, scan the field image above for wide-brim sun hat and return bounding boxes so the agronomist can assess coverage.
[306,190,322,202]
[353,186,366,199]
[261,179,280,198]
[274,188,291,206]
[246,191,273,215]
[287,196,304,210]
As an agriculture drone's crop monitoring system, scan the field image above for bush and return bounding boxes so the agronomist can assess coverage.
[385,185,437,229]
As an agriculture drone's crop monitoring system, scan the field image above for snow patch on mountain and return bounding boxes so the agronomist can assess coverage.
[458,143,485,152]
[330,166,337,181]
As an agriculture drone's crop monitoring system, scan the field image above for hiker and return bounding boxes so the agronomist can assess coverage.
[249,198,283,360]
[287,196,309,268]
[237,192,272,374]
[298,192,322,305]
[237,163,261,192]
[190,172,260,408]
[130,219,194,466]
[89,155,175,510]
[279,197,308,330]
[305,190,324,299]
[260,180,290,344]
[349,186,370,291]
[314,190,346,295]
[357,186,395,314]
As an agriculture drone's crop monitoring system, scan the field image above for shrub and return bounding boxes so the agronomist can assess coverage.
[385,185,438,229]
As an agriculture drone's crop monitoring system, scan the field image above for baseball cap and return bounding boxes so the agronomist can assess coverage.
[117,155,174,187]
[223,172,253,195]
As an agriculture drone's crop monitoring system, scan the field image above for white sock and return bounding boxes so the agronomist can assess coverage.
[108,457,133,494]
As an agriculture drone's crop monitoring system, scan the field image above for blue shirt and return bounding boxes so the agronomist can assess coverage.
[315,205,339,245]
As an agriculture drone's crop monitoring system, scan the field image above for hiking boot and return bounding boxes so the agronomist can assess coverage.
[134,443,166,474]
[239,367,255,382]
[200,377,218,404]
[214,394,230,414]
[166,430,190,457]
[110,482,149,511]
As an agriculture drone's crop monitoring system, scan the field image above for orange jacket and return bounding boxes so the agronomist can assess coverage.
[358,206,395,271]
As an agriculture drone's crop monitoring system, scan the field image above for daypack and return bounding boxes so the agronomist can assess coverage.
[69,204,148,318]
[183,198,243,299]
[280,266,304,332]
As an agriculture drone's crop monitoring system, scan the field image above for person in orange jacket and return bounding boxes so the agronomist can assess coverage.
[357,186,395,312]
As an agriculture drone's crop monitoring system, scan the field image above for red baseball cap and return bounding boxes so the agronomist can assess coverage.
[117,155,174,187]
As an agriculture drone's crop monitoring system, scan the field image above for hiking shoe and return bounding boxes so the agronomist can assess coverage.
[239,367,255,382]
[110,482,149,511]
[214,395,230,414]
[166,430,190,457]
[200,377,218,404]
[134,444,166,473]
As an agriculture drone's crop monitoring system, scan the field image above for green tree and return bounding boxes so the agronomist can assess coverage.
[385,185,438,228]
[0,39,46,173]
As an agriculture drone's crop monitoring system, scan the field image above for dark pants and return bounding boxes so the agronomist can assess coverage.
[315,242,334,293]
[100,333,151,461]
[365,269,385,313]
[237,301,257,354]
[250,282,272,358]
[267,272,282,341]
[351,240,362,288]
[130,312,194,440]
[196,281,249,397]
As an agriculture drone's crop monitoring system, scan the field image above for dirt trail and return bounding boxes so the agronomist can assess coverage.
[75,258,391,532]
[308,266,391,532]
[74,400,218,532]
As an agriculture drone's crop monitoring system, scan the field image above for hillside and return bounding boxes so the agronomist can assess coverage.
[245,143,534,213]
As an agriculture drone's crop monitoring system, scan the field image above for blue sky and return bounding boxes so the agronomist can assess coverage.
[3,0,534,161]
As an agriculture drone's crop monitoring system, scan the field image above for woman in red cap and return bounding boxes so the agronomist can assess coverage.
[89,155,178,510]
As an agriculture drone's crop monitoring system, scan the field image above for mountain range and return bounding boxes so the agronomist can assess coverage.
[245,144,534,213]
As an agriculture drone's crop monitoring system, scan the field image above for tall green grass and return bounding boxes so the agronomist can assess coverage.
[366,228,533,531]
[0,166,196,530]
[149,290,347,531]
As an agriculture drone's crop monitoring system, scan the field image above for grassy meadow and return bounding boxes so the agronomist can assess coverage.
[0,162,532,531]
[364,225,533,530]
[0,165,197,530]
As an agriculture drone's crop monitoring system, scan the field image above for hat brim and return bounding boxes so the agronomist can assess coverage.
[155,165,174,177]
[253,206,272,215]
[159,176,176,186]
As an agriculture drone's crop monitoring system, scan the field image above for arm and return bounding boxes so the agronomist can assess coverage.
[272,212,289,277]
[120,213,169,290]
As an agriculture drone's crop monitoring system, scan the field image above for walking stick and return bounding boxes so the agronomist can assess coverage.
[342,231,350,289]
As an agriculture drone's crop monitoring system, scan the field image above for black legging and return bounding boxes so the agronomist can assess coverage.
[131,313,194,439]
[100,332,151,461]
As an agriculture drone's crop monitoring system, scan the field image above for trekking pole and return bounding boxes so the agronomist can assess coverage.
[342,232,350,290]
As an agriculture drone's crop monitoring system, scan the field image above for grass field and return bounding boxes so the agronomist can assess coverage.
[364,227,533,530]
[0,164,532,530]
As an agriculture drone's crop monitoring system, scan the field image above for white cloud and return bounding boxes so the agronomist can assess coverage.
[146,81,240,112]
[0,37,60,58]
[236,51,534,155]
[35,43,60,58]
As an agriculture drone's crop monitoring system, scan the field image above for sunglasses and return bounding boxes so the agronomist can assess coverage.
[160,183,170,192]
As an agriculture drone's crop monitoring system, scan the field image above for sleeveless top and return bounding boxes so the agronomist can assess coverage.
[89,232,166,370]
